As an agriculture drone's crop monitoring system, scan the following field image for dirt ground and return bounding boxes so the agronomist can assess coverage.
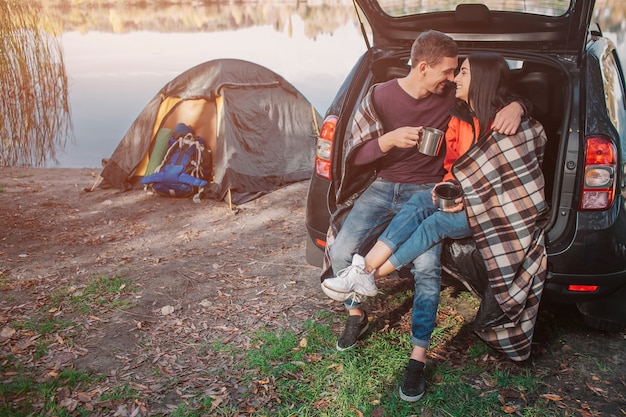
[0,167,625,416]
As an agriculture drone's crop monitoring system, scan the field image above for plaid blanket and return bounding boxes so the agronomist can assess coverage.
[453,118,548,360]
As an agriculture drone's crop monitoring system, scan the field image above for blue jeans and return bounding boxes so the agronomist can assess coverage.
[329,178,441,349]
[378,189,471,269]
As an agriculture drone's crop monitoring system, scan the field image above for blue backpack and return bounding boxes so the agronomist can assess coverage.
[141,130,211,201]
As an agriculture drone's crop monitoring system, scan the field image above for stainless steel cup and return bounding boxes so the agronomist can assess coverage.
[418,127,444,156]
[434,183,462,210]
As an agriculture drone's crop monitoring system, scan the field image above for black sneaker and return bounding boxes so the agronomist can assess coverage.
[399,359,425,402]
[336,311,369,351]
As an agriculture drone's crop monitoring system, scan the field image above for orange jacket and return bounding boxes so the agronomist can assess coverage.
[442,115,481,182]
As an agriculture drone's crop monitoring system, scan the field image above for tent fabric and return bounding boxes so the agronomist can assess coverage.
[100,58,321,204]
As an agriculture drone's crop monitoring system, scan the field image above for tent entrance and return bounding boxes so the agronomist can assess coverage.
[135,97,222,179]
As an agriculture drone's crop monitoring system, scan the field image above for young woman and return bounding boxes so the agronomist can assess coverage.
[323,52,546,297]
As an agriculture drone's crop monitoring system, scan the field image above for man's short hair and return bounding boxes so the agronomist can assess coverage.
[411,30,458,68]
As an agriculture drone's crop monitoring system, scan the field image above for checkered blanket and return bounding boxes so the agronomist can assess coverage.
[453,118,548,360]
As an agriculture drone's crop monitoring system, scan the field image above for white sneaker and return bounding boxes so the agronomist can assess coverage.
[321,283,368,304]
[322,254,378,297]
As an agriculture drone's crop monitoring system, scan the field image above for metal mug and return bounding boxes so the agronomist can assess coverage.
[418,127,444,156]
[434,183,462,210]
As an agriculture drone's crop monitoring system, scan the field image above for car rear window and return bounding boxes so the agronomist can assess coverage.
[376,0,572,18]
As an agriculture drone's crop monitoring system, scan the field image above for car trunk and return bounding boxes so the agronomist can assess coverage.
[363,50,572,292]
[367,51,569,217]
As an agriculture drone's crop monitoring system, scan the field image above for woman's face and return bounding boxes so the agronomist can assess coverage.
[454,58,471,103]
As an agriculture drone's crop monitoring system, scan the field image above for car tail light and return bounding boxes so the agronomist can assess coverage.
[314,115,338,180]
[315,238,327,248]
[568,285,599,292]
[579,136,617,210]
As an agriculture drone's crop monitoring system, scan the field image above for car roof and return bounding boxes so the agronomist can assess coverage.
[355,0,596,59]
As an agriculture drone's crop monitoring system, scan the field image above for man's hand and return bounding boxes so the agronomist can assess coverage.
[492,101,523,135]
[378,126,422,153]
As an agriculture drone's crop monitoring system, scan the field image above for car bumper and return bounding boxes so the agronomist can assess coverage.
[543,269,626,303]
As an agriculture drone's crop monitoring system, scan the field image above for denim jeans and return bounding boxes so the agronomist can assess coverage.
[378,189,471,270]
[329,178,441,349]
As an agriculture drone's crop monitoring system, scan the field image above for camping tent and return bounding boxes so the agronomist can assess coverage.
[100,58,321,204]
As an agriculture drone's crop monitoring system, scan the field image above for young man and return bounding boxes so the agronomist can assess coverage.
[321,31,524,402]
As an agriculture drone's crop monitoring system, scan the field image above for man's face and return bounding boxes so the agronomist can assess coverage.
[424,56,458,95]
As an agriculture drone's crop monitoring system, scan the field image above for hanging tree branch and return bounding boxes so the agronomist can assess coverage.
[0,0,73,167]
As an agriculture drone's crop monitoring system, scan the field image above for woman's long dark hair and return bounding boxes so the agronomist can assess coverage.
[465,53,514,138]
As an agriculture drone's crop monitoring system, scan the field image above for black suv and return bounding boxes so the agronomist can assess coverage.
[305,0,626,331]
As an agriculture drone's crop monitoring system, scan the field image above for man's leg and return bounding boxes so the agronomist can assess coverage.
[330,180,435,350]
[329,179,400,273]
[328,179,399,350]
[399,242,442,402]
[328,183,436,285]
[325,190,443,291]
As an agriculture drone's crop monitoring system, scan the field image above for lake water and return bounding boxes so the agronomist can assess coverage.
[57,12,364,167]
[51,2,626,168]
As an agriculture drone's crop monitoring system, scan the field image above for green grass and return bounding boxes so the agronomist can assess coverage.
[217,311,557,417]
[9,274,136,338]
[49,274,137,313]
[0,277,581,416]
[0,309,576,416]
[17,316,73,335]
[0,273,139,416]
[0,369,98,417]
[586,354,613,373]
[99,383,143,402]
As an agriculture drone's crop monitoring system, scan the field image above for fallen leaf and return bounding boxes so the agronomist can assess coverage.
[313,399,330,410]
[60,397,79,411]
[499,388,520,399]
[541,393,564,401]
[161,305,175,315]
[501,405,516,414]
[585,381,608,397]
[0,327,16,338]
[327,363,343,371]
[305,352,323,363]
[77,392,91,402]
[349,407,364,417]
